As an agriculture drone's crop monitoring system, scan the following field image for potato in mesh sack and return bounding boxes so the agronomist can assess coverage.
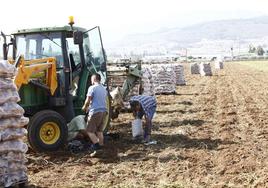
[0,88,20,105]
[0,117,29,131]
[0,102,24,119]
[0,159,27,173]
[0,157,28,187]
[191,63,200,74]
[1,152,27,163]
[0,158,8,169]
[151,65,176,94]
[0,140,28,154]
[8,162,27,172]
[0,171,27,187]
[0,78,17,90]
[0,128,27,141]
[0,60,17,78]
[141,67,155,96]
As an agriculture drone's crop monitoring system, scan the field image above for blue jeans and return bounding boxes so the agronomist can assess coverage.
[137,111,153,139]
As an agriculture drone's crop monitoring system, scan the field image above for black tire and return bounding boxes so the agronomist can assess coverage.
[27,110,68,152]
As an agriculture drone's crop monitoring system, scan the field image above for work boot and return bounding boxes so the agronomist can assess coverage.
[88,143,103,157]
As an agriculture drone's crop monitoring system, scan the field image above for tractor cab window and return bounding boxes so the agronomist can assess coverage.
[66,37,81,71]
[83,27,107,84]
[66,36,82,97]
[15,32,64,67]
[16,37,36,60]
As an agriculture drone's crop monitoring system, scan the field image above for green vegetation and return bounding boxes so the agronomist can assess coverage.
[235,61,268,72]
[248,45,265,56]
[257,46,265,56]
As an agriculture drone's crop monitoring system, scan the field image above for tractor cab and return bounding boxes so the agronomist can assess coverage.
[9,24,110,151]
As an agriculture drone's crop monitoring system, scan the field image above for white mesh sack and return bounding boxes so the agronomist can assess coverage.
[0,117,29,131]
[173,64,186,85]
[199,62,212,76]
[0,59,28,187]
[0,60,17,78]
[0,140,28,154]
[0,89,20,105]
[141,67,155,96]
[0,128,27,141]
[190,63,200,74]
[215,61,224,69]
[0,102,24,119]
[1,152,27,163]
[1,171,27,187]
[132,118,143,138]
[151,64,176,94]
[0,78,17,90]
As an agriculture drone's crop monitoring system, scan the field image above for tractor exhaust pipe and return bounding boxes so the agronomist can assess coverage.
[1,31,8,60]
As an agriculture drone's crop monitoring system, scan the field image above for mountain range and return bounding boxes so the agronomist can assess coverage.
[107,16,268,56]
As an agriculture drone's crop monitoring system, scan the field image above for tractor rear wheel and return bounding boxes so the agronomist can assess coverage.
[103,95,112,133]
[27,110,68,152]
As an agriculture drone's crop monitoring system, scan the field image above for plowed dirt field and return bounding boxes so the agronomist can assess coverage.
[27,62,268,187]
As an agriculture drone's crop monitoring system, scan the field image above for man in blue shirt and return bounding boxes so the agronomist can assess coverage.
[82,73,107,153]
[129,95,157,144]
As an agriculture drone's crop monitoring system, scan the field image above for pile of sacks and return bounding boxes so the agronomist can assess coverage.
[150,64,176,94]
[141,63,186,94]
[141,66,155,96]
[199,62,212,76]
[215,60,224,70]
[0,60,28,187]
[173,64,186,85]
[191,63,200,74]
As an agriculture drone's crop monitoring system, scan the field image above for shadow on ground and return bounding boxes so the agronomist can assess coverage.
[154,119,205,127]
[95,132,236,163]
[158,101,193,106]
[26,129,236,169]
[156,109,197,114]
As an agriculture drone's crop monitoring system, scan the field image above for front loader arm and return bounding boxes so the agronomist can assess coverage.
[121,64,142,100]
[14,55,58,95]
[110,63,143,119]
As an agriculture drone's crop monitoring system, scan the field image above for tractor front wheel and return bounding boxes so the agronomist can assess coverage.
[27,110,68,152]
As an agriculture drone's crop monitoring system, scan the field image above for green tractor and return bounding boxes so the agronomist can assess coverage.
[1,18,143,152]
[3,22,111,151]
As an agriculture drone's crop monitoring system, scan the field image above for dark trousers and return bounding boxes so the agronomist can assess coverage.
[137,111,152,139]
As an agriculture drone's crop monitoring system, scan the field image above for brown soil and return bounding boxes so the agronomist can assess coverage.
[26,62,268,188]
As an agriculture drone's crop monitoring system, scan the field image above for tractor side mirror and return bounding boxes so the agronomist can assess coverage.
[73,31,83,45]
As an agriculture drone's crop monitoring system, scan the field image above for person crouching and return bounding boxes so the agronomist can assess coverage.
[129,95,157,144]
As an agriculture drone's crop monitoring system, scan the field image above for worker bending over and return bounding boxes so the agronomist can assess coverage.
[129,95,157,144]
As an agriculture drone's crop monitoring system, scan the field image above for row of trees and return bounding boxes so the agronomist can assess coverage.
[248,45,265,56]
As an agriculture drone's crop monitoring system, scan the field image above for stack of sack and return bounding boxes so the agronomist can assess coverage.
[150,64,176,94]
[214,60,224,70]
[190,63,200,74]
[199,62,212,76]
[141,66,155,96]
[0,60,29,187]
[172,64,186,85]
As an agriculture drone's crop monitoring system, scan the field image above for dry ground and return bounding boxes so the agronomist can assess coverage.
[26,62,268,188]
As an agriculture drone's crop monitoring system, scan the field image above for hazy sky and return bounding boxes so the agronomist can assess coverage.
[0,0,268,44]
